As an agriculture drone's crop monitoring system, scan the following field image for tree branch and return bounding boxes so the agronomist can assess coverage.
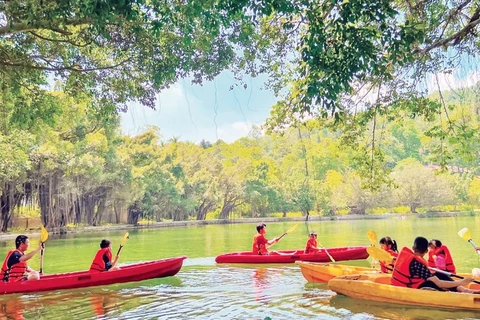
[0,19,91,36]
[0,59,130,72]
[413,6,480,54]
[29,31,92,47]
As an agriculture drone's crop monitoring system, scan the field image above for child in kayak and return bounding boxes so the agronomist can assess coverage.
[89,239,120,272]
[0,235,43,282]
[391,236,479,293]
[252,223,279,255]
[428,239,456,273]
[379,236,398,273]
[305,231,321,254]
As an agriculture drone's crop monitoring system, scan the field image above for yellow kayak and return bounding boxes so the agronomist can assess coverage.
[296,261,475,283]
[295,261,381,283]
[328,274,480,311]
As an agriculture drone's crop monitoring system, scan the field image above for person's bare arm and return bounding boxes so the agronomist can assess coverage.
[267,238,279,246]
[109,255,120,270]
[19,246,42,262]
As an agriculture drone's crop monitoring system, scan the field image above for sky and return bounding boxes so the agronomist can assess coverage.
[120,72,278,143]
[120,51,480,144]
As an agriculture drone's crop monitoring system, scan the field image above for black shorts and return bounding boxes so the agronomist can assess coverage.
[418,272,457,292]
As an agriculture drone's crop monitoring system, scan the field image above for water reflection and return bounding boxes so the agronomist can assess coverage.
[0,297,24,320]
[330,294,480,320]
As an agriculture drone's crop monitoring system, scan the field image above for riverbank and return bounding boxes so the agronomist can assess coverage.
[1,211,477,240]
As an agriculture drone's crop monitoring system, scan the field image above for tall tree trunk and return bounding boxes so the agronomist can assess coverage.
[196,199,215,220]
[219,202,235,219]
[127,202,142,224]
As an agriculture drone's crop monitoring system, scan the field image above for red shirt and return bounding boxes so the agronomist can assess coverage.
[252,234,269,255]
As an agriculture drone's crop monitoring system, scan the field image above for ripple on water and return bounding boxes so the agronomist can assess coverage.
[3,264,474,320]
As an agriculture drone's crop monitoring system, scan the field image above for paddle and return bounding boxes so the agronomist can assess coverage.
[317,241,336,262]
[458,228,480,253]
[367,230,377,246]
[430,267,480,285]
[115,232,130,257]
[368,247,480,284]
[277,223,299,241]
[366,230,378,267]
[366,246,394,263]
[39,225,49,274]
[267,223,298,249]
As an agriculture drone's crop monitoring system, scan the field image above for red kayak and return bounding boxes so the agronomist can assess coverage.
[0,256,186,295]
[215,246,368,264]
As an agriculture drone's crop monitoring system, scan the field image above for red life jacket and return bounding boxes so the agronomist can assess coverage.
[379,249,398,273]
[252,234,268,255]
[391,247,427,288]
[0,249,27,282]
[89,247,112,272]
[305,238,318,254]
[427,245,456,273]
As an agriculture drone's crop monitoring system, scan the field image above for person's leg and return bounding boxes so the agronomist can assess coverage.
[27,271,40,280]
[433,272,458,292]
[418,280,443,291]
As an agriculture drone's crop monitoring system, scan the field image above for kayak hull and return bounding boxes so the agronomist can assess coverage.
[296,262,380,283]
[215,246,368,264]
[328,274,480,311]
[0,256,186,295]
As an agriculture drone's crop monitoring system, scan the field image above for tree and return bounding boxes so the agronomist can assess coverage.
[391,159,455,213]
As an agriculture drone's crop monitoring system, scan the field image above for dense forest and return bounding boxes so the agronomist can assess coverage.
[0,85,479,231]
[2,0,480,231]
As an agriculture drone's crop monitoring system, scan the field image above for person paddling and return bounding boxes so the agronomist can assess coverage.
[428,239,456,273]
[391,236,479,293]
[305,232,321,254]
[252,223,279,255]
[89,239,120,272]
[379,236,398,273]
[0,235,43,282]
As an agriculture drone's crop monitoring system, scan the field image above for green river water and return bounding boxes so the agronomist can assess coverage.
[1,216,480,319]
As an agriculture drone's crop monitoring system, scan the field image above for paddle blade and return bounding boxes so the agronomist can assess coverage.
[458,228,472,241]
[40,225,49,243]
[367,246,393,263]
[367,230,377,246]
[286,223,299,234]
[121,232,129,247]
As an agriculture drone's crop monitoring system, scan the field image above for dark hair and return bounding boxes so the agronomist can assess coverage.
[15,235,28,249]
[379,236,398,253]
[413,236,429,254]
[100,239,111,249]
[309,231,317,236]
[256,223,266,233]
[428,239,442,248]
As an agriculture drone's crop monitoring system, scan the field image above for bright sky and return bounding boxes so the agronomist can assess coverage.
[120,72,277,143]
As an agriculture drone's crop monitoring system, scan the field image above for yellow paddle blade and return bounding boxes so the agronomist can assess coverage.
[367,230,377,246]
[40,225,49,243]
[458,227,472,241]
[367,246,393,263]
[286,223,299,234]
[121,232,129,246]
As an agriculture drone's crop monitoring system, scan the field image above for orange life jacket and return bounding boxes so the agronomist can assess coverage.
[89,247,112,272]
[379,249,398,273]
[0,249,27,282]
[391,247,427,288]
[427,245,456,273]
[252,234,268,255]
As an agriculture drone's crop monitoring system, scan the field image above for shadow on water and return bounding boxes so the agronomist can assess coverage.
[330,294,480,320]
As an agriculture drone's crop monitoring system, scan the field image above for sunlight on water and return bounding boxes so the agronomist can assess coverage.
[0,217,479,319]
